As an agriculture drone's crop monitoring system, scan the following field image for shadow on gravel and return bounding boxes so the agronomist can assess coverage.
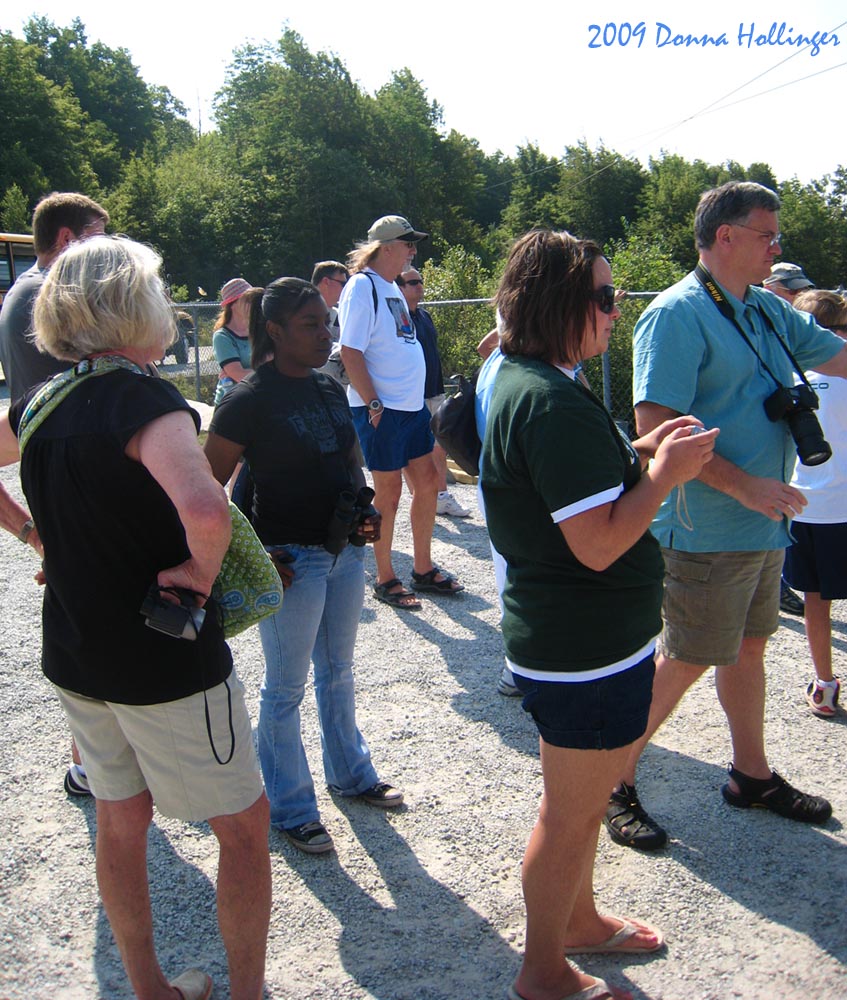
[635,745,846,964]
[373,581,540,758]
[780,612,847,655]
[74,801,267,999]
[282,802,521,1000]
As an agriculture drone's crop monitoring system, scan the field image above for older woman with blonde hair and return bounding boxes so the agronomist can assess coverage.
[0,236,271,1000]
[482,230,717,1000]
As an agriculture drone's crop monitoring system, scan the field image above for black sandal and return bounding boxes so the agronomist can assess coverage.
[373,578,421,610]
[603,782,668,850]
[409,565,464,595]
[721,764,832,824]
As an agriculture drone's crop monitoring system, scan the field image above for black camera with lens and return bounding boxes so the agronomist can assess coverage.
[324,487,379,554]
[324,490,359,555]
[763,383,832,467]
[140,584,206,640]
[347,487,378,548]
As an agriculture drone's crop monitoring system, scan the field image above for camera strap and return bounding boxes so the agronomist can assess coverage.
[693,263,816,393]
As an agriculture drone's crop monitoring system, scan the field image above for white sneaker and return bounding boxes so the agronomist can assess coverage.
[805,677,840,718]
[497,665,522,697]
[64,763,92,797]
[436,491,471,518]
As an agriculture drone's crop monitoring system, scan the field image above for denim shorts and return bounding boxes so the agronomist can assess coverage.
[513,655,655,750]
[783,521,847,601]
[351,405,434,471]
[660,548,782,666]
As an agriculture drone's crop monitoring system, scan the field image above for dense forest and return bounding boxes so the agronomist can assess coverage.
[3,17,847,315]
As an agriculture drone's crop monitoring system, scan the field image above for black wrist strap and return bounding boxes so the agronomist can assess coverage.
[693,263,815,393]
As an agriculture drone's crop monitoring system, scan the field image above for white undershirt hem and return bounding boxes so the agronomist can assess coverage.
[507,636,657,683]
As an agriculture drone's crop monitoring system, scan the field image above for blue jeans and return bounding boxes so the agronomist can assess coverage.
[257,543,378,829]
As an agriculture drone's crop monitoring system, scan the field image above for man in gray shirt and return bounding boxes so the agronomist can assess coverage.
[0,192,108,402]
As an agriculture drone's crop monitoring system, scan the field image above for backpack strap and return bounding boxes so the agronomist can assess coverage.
[18,355,144,455]
[362,271,379,315]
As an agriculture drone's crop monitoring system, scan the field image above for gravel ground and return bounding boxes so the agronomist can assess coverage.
[0,433,845,1000]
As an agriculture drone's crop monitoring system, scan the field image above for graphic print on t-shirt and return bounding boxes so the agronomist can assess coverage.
[285,398,347,456]
[387,298,416,342]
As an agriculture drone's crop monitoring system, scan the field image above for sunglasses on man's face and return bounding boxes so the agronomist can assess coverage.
[589,285,616,314]
[403,279,424,287]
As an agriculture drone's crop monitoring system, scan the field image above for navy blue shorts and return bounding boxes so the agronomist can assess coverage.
[783,521,847,601]
[352,405,434,472]
[513,655,655,750]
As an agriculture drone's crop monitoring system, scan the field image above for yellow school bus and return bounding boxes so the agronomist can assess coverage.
[0,233,37,306]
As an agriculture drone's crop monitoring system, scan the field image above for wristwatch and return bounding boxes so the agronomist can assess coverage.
[367,398,384,425]
[18,518,35,545]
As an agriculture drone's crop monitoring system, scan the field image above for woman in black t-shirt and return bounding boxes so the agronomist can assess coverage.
[0,236,270,1000]
[205,278,403,855]
[482,231,717,1000]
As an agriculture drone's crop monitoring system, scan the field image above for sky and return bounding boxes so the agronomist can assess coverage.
[4,0,846,185]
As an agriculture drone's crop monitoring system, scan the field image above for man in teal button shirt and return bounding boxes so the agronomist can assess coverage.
[604,182,847,850]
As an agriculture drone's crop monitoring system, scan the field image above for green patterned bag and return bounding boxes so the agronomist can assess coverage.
[18,357,283,638]
[213,502,283,637]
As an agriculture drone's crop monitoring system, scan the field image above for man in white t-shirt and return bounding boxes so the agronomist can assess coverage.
[763,262,817,617]
[339,216,463,609]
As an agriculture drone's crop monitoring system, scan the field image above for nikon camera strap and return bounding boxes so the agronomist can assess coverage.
[693,262,816,393]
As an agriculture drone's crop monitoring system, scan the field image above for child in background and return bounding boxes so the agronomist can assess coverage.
[784,290,847,717]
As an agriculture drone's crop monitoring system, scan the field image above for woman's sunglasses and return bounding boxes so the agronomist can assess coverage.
[590,285,616,314]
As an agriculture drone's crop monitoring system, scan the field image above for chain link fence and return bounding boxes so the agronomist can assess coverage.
[164,295,660,427]
[159,303,225,404]
[424,294,660,437]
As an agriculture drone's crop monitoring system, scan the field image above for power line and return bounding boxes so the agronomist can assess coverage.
[630,19,847,147]
[482,20,847,195]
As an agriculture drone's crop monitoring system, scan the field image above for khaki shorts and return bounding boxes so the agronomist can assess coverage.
[659,548,783,667]
[56,673,263,822]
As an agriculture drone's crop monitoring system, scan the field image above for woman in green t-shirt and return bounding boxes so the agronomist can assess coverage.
[482,230,717,1000]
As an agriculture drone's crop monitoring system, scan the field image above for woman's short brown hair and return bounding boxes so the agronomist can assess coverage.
[495,230,604,364]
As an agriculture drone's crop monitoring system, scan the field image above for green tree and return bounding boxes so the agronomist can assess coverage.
[746,162,778,190]
[149,85,196,154]
[553,141,646,246]
[0,32,98,203]
[373,74,490,253]
[778,175,847,289]
[580,227,686,426]
[151,137,233,294]
[106,151,160,245]
[1,184,31,232]
[497,143,561,242]
[214,30,383,277]
[370,69,445,222]
[23,17,194,188]
[463,144,513,242]
[636,153,719,270]
[26,19,153,149]
[421,246,495,375]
